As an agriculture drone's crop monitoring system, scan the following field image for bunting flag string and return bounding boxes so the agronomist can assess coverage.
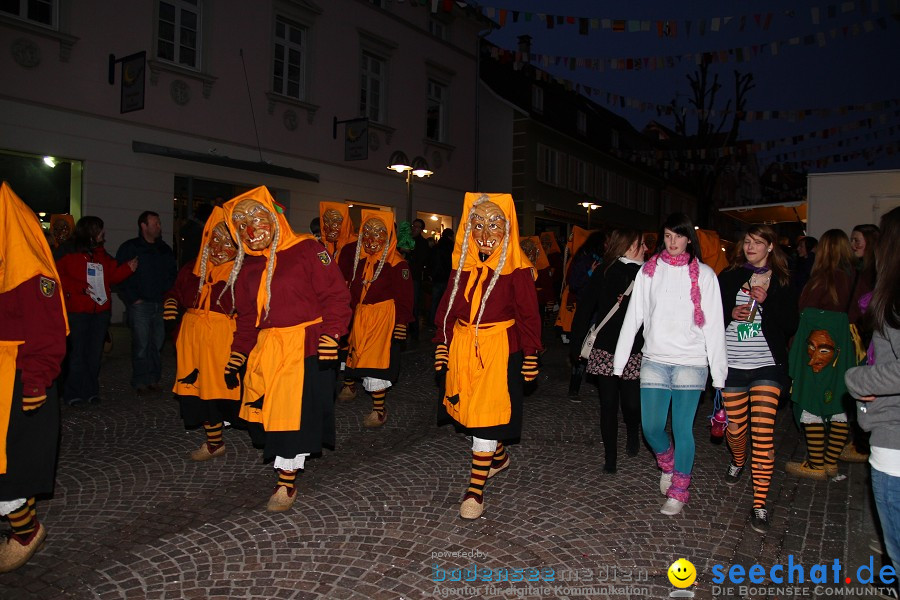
[460,0,898,36]
[487,14,892,72]
[486,45,900,120]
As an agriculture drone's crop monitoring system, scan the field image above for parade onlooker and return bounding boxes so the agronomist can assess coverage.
[571,228,646,474]
[845,207,900,589]
[116,211,178,396]
[792,235,817,294]
[428,228,454,327]
[405,218,431,340]
[614,212,727,516]
[718,225,798,532]
[434,193,542,520]
[343,210,413,427]
[0,183,68,572]
[787,229,859,480]
[222,187,351,512]
[165,207,241,461]
[56,216,137,406]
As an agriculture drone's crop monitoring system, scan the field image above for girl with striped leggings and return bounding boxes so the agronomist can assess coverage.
[717,225,798,533]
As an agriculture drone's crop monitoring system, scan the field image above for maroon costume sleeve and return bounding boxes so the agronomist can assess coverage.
[304,241,353,340]
[393,260,414,325]
[0,276,67,396]
[512,268,543,356]
[166,261,199,308]
[230,257,262,356]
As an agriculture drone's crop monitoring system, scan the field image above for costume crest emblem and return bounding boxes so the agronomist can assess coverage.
[317,251,331,265]
[401,268,410,280]
[39,276,56,297]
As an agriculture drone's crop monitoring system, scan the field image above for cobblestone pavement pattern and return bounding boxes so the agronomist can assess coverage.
[0,325,885,599]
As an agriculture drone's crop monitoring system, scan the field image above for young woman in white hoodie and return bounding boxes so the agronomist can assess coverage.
[614,213,728,516]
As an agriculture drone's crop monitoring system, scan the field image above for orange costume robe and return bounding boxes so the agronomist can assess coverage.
[167,207,241,427]
[225,187,351,460]
[434,193,542,440]
[344,210,413,384]
[0,183,68,499]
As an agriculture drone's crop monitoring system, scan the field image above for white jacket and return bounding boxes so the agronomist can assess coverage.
[613,258,728,388]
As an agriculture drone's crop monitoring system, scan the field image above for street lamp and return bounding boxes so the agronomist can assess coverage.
[579,201,601,228]
[387,150,433,222]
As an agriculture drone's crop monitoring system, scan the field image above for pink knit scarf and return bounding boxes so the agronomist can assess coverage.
[642,250,705,327]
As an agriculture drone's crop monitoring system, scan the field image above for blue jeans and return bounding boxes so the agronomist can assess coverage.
[64,311,111,403]
[872,466,900,586]
[127,301,164,389]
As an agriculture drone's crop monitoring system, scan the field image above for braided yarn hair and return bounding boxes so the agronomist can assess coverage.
[440,194,510,347]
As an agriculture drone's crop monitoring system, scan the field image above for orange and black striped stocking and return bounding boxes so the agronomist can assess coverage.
[492,442,509,472]
[204,421,224,450]
[824,421,851,466]
[7,498,37,539]
[466,451,493,501]
[371,389,386,416]
[26,496,36,521]
[748,385,779,509]
[722,390,749,467]
[276,469,297,491]
[343,377,355,388]
[803,422,826,468]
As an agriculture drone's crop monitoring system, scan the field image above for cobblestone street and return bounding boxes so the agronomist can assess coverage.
[0,325,886,600]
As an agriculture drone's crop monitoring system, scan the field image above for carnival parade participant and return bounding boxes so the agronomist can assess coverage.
[319,201,355,260]
[540,231,563,310]
[165,207,242,462]
[520,236,553,309]
[718,225,798,532]
[0,182,68,571]
[786,229,860,480]
[555,226,595,344]
[614,212,727,516]
[434,192,542,520]
[221,186,351,512]
[343,209,413,427]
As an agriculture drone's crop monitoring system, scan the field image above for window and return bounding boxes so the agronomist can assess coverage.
[537,145,562,186]
[595,167,611,200]
[429,18,449,41]
[426,79,447,142]
[359,51,386,123]
[531,85,543,114]
[273,16,307,100]
[568,158,590,193]
[1,0,55,27]
[610,129,620,149]
[157,0,200,69]
[577,111,587,136]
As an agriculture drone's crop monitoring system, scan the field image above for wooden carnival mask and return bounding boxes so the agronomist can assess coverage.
[208,222,238,266]
[322,208,344,243]
[807,329,838,373]
[470,201,506,257]
[231,199,276,252]
[520,238,539,264]
[361,216,388,256]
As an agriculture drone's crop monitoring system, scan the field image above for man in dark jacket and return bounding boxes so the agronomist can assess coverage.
[116,211,177,395]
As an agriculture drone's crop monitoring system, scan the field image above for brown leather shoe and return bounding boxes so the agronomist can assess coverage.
[266,486,297,512]
[459,494,484,520]
[363,410,386,428]
[0,523,46,573]
[337,385,356,401]
[785,460,828,481]
[488,455,510,479]
[189,442,225,462]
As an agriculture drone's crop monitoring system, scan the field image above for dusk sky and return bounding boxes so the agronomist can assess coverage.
[482,0,900,173]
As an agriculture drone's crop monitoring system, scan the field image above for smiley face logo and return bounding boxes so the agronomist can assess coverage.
[668,558,696,588]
